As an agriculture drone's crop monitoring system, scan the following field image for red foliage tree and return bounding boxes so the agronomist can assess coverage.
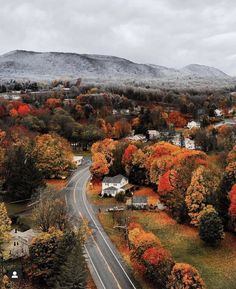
[141,246,174,288]
[18,104,31,117]
[158,170,176,196]
[167,111,187,128]
[229,184,236,231]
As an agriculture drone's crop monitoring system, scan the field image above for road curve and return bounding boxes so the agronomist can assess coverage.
[65,164,140,289]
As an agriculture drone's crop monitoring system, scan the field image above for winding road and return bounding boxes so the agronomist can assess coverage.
[65,164,140,289]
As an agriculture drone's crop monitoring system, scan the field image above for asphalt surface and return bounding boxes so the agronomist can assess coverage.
[65,164,141,289]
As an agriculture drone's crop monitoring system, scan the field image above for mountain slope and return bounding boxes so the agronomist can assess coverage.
[0,50,231,81]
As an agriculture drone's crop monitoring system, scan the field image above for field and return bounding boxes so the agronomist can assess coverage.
[98,209,236,289]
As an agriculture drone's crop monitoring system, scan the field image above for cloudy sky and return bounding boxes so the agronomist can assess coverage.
[1,0,236,75]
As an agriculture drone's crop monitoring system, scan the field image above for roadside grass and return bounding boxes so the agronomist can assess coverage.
[46,179,67,190]
[87,272,97,289]
[98,212,156,289]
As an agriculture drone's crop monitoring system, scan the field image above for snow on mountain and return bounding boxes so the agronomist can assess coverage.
[0,50,231,82]
[181,64,229,79]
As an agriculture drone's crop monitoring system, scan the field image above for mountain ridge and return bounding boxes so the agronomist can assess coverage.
[0,50,231,81]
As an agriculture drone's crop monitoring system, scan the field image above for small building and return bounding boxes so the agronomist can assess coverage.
[214,109,223,117]
[73,156,84,166]
[126,134,146,142]
[184,138,196,150]
[102,174,129,197]
[147,130,160,140]
[132,196,148,210]
[120,109,130,115]
[4,229,38,259]
[187,121,200,129]
[112,109,118,115]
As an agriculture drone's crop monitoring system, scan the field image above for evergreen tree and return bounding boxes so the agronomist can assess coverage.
[199,208,224,246]
[3,144,44,201]
[54,233,87,289]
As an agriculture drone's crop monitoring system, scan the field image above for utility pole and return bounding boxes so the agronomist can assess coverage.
[113,212,131,250]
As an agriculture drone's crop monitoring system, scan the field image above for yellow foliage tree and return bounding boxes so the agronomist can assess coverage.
[185,166,221,226]
[0,203,11,248]
[34,133,74,178]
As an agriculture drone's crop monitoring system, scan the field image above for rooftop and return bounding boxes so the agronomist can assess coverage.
[103,174,127,184]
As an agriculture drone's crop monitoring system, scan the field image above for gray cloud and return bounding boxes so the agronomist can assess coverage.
[0,0,236,75]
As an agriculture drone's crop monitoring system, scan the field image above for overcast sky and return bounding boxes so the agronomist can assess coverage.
[1,0,236,75]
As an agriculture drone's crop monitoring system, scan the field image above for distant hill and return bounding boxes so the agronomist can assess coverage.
[0,50,231,82]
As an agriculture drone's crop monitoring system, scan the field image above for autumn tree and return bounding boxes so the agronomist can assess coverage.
[0,202,11,250]
[168,263,206,289]
[228,184,236,232]
[29,228,87,288]
[141,246,174,288]
[34,133,74,178]
[112,118,132,139]
[18,104,31,117]
[199,206,224,245]
[33,187,69,232]
[122,144,138,175]
[90,138,118,177]
[167,111,187,128]
[185,166,221,226]
[29,228,64,286]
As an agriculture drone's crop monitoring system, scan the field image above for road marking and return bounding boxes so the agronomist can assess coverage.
[90,234,122,289]
[80,171,137,289]
[84,245,106,289]
[72,168,122,289]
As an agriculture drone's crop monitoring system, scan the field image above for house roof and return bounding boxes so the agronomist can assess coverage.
[103,174,127,184]
[132,196,148,204]
[103,186,118,192]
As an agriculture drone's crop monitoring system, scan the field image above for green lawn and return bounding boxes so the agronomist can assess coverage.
[5,202,28,216]
[5,202,35,230]
[133,211,236,289]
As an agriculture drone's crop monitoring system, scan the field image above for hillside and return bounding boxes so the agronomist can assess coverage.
[0,50,232,84]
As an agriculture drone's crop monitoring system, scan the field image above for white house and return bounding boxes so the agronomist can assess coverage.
[102,174,129,197]
[214,109,223,117]
[187,121,200,129]
[73,156,84,167]
[184,138,196,150]
[147,130,160,140]
[126,134,146,142]
[4,229,38,259]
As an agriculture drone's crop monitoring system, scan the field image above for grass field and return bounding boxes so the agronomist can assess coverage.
[98,210,236,289]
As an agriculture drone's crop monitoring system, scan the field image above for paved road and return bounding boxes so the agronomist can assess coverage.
[65,164,140,289]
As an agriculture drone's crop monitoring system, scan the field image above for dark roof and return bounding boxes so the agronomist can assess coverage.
[103,174,127,184]
[132,196,148,204]
[103,186,118,192]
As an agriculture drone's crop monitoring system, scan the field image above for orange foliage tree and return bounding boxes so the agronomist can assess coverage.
[90,138,118,177]
[229,184,236,232]
[168,263,206,289]
[18,104,31,116]
[167,111,187,128]
[141,246,174,288]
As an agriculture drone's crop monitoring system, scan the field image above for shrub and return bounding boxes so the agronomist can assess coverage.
[199,207,224,245]
[142,246,174,288]
[168,263,206,289]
